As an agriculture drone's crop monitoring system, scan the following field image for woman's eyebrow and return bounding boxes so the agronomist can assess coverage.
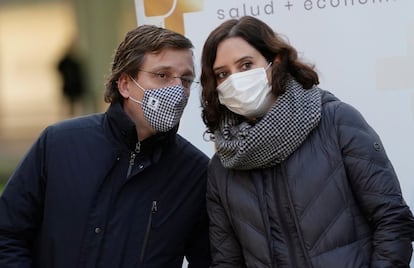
[213,56,254,71]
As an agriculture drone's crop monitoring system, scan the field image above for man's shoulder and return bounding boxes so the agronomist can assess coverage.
[48,113,105,133]
[174,134,209,162]
[40,113,107,145]
[37,112,114,155]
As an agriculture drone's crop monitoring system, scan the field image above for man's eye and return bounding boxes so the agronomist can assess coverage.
[156,73,168,79]
[181,77,192,83]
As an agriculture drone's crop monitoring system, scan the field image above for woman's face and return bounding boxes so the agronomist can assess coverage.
[213,37,271,85]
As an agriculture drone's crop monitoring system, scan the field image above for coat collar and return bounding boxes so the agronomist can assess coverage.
[106,102,178,153]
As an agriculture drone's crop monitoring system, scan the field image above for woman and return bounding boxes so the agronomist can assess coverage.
[200,16,414,267]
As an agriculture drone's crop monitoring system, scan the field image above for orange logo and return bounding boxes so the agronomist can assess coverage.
[135,0,203,35]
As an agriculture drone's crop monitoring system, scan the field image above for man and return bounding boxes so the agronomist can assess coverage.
[0,25,211,268]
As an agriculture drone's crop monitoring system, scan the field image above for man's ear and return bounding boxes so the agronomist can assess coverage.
[118,73,130,98]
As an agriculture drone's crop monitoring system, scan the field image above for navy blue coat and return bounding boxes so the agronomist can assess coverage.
[0,103,211,268]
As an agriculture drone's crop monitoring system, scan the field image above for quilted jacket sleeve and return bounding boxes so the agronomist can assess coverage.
[0,130,47,267]
[335,101,414,267]
[206,155,247,268]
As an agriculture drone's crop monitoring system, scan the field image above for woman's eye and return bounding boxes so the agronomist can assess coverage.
[241,62,252,70]
[216,72,227,80]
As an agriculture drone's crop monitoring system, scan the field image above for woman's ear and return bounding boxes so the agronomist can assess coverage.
[117,73,130,98]
[273,55,282,65]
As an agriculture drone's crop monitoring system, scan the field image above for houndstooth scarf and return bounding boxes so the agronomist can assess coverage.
[214,78,322,170]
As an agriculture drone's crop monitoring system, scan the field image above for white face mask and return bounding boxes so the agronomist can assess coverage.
[217,63,273,117]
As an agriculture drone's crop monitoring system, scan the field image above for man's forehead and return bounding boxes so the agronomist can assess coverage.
[141,49,195,74]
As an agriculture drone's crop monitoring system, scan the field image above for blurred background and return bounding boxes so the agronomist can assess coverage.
[0,0,138,190]
[1,1,413,266]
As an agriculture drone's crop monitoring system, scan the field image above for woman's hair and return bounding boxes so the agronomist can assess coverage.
[200,16,319,133]
[104,25,194,103]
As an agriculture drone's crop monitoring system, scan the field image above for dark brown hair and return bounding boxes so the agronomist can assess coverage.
[200,16,319,133]
[104,25,194,103]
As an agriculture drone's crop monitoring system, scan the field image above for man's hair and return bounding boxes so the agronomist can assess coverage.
[104,25,194,103]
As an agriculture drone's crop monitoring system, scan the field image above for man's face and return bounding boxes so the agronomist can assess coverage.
[119,48,195,140]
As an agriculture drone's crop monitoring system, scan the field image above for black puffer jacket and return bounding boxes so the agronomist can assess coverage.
[0,103,211,268]
[206,90,414,267]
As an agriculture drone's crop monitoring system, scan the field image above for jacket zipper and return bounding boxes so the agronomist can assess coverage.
[140,200,158,263]
[126,142,141,177]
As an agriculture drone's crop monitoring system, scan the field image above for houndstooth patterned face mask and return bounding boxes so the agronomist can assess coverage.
[129,76,188,132]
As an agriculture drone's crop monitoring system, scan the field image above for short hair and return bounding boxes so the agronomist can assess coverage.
[104,25,194,103]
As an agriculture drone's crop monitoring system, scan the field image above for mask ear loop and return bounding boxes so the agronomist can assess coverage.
[265,62,272,70]
[128,75,145,105]
[128,75,146,92]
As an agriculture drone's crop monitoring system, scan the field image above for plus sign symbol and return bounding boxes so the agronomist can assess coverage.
[136,0,203,35]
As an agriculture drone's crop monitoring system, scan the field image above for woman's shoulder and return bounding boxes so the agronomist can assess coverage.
[318,89,366,126]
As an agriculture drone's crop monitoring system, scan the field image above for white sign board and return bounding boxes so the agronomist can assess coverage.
[135,0,414,232]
